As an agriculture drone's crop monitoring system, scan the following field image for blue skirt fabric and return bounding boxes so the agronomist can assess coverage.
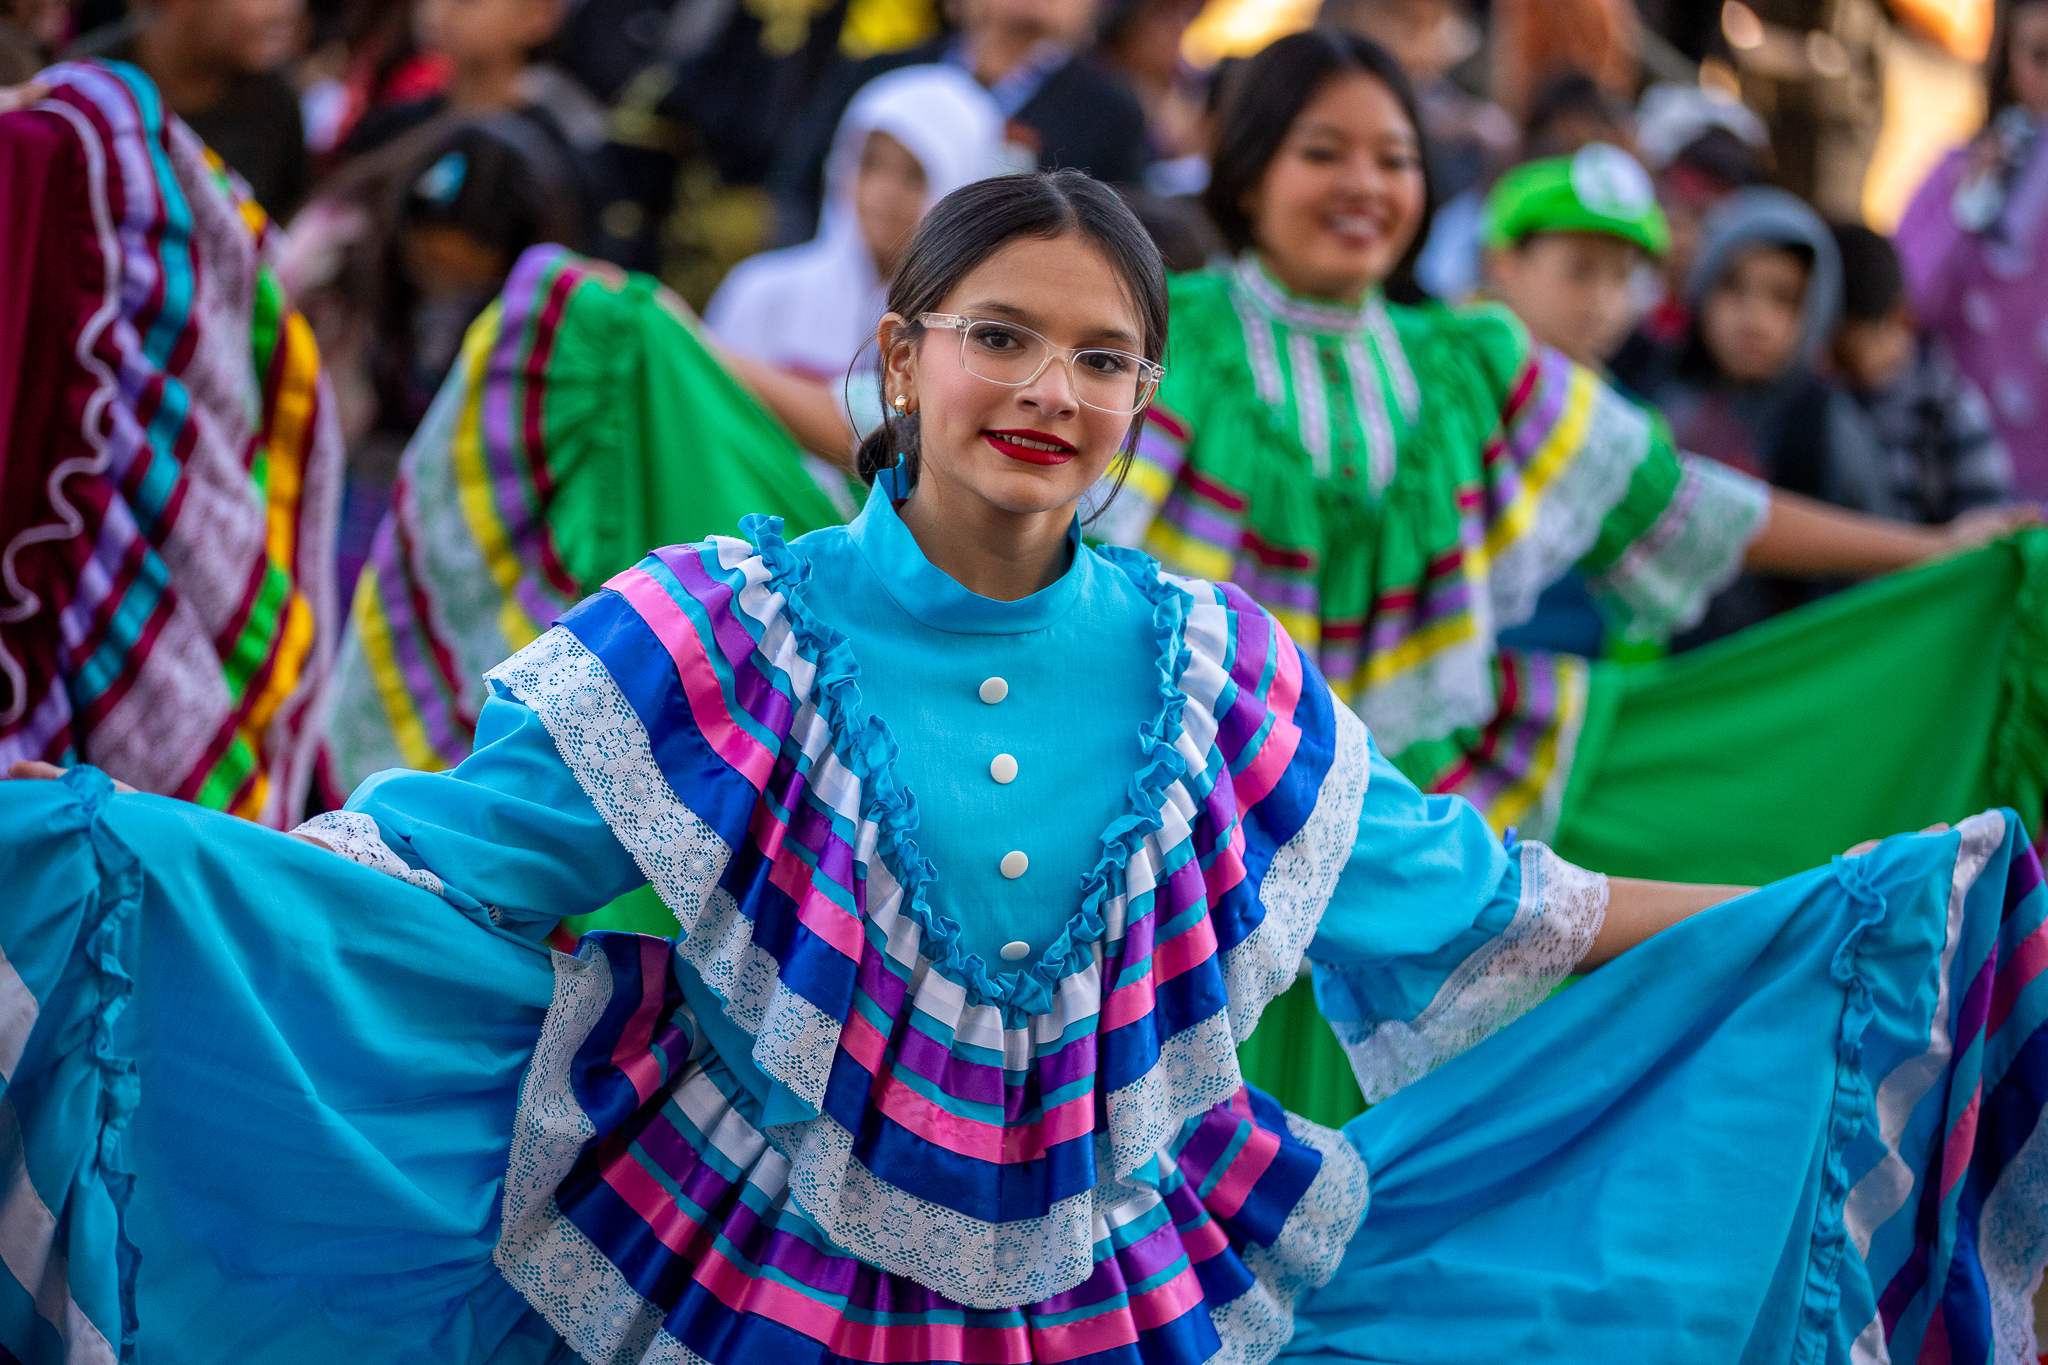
[0,768,2043,1364]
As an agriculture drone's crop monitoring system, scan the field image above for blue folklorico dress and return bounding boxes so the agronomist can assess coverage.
[2,471,2046,1364]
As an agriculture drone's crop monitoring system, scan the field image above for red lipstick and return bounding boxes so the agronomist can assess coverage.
[983,428,1077,466]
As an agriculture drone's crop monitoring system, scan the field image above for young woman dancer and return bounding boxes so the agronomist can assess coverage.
[1103,29,2038,851]
[1103,30,2046,1122]
[2,171,2042,1365]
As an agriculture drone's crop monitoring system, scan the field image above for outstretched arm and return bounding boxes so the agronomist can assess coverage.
[718,350,859,469]
[1585,877,1755,966]
[1744,488,2036,577]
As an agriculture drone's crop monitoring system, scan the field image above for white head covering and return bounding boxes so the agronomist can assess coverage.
[705,66,1006,406]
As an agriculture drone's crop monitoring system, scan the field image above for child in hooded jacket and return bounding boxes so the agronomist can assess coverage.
[1650,185,1896,646]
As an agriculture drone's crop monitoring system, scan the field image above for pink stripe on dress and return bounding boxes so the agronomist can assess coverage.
[694,1248,1033,1363]
[1990,921,2048,1039]
[611,935,673,1105]
[599,1149,709,1256]
[1939,1086,1982,1198]
[1201,1122,1281,1218]
[1229,637,1304,810]
[870,1062,1097,1164]
[766,844,867,962]
[608,566,778,790]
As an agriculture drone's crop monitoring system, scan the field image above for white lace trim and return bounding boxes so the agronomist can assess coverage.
[1844,812,2005,1262]
[498,945,1370,1355]
[1331,843,1609,1105]
[291,810,445,895]
[770,1115,1111,1309]
[1487,360,1657,636]
[1349,635,1496,759]
[493,561,1368,1308]
[1204,1111,1371,1365]
[495,944,689,1362]
[1227,703,1373,1043]
[1589,454,1771,643]
[1979,1089,2048,1363]
[1105,1012,1247,1179]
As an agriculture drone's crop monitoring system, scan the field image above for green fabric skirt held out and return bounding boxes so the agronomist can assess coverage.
[318,244,847,806]
[1248,531,2048,1128]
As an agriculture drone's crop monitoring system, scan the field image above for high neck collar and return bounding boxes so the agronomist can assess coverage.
[1232,253,1389,335]
[847,466,1087,634]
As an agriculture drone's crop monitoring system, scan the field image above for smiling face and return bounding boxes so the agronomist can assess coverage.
[1242,71,1427,302]
[879,232,1148,522]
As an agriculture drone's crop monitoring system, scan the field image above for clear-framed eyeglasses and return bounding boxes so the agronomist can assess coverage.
[918,313,1164,417]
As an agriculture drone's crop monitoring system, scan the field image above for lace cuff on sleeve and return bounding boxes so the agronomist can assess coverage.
[1325,843,1607,1105]
[292,810,445,896]
[1589,454,1771,643]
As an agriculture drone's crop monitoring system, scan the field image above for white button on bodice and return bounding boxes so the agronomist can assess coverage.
[999,940,1031,962]
[978,676,1009,704]
[990,753,1018,784]
[1000,850,1028,879]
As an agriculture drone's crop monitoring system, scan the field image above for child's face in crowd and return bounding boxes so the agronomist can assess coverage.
[1486,230,1642,370]
[880,232,1149,521]
[1247,71,1427,302]
[1834,304,1916,393]
[173,0,300,72]
[2010,2,2048,115]
[1699,245,1809,384]
[856,130,927,281]
[414,0,561,70]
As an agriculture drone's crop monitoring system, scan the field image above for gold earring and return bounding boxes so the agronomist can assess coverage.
[893,394,909,414]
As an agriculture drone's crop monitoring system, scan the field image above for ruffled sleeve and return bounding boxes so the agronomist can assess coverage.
[297,684,647,938]
[1309,735,1609,1103]
[1426,306,1772,644]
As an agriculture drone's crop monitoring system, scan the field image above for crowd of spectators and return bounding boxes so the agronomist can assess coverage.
[15,0,2041,632]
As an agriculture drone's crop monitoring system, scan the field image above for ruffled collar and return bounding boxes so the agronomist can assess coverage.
[848,463,1089,635]
[749,510,1191,1022]
[1231,252,1390,335]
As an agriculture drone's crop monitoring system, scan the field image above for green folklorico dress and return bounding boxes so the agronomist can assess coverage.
[1100,256,2048,1124]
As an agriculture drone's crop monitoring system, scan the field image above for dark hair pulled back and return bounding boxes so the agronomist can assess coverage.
[855,169,1169,490]
[1203,28,1436,303]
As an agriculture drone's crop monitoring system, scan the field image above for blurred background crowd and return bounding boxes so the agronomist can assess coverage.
[10,0,2036,576]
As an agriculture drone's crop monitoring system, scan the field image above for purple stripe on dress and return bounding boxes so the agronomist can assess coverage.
[631,1113,750,1222]
[1161,496,1241,552]
[1954,953,1999,1067]
[1222,603,1269,698]
[55,494,144,655]
[1502,352,1572,467]
[893,1025,1006,1108]
[652,547,761,669]
[372,511,467,758]
[0,682,75,767]
[658,549,799,740]
[1233,567,1317,617]
[783,795,861,894]
[1173,1107,1241,1190]
[513,577,565,634]
[480,250,558,555]
[2005,843,2043,919]
[1161,853,1212,926]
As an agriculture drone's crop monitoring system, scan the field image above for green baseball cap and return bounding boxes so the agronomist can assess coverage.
[1483,144,1671,258]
